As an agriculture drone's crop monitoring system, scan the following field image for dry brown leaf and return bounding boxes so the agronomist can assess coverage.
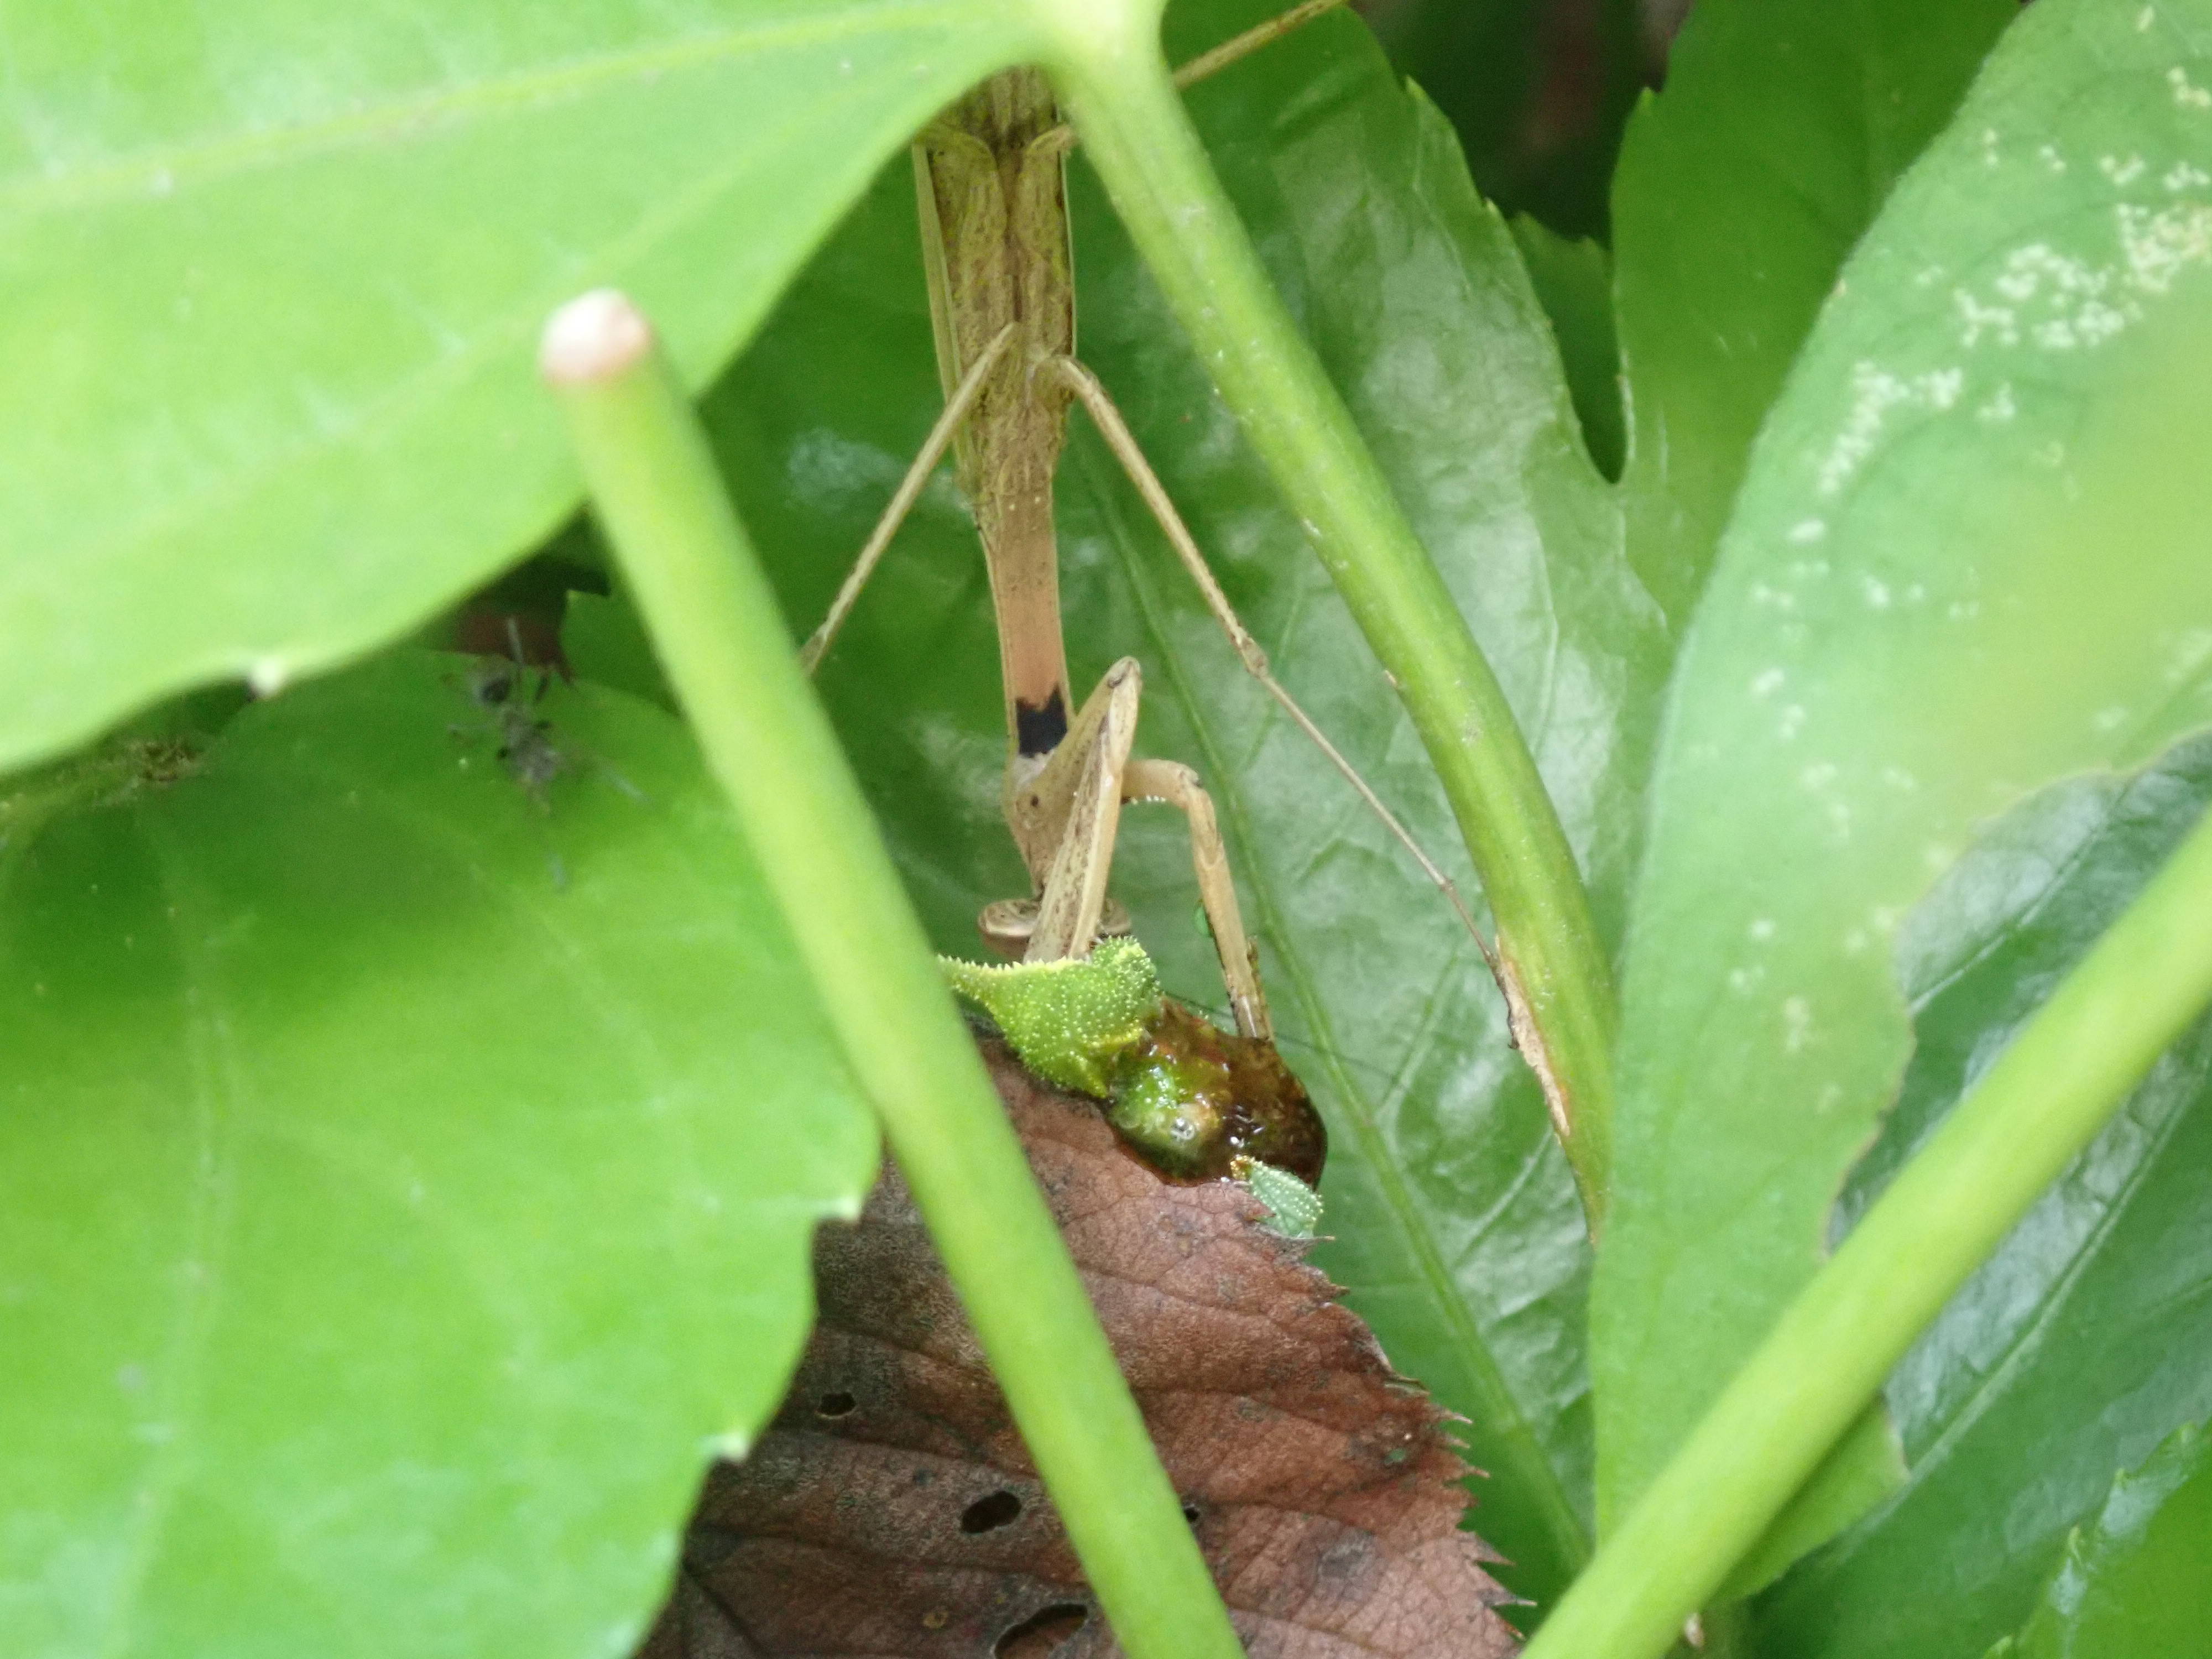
[638,1035,1522,1658]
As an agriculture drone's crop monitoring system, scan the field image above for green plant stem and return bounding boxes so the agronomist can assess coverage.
[1037,2,1619,1230]
[540,291,1244,1659]
[1521,798,2212,1659]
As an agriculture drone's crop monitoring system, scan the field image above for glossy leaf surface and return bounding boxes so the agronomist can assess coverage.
[1597,0,2212,1574]
[0,0,1032,773]
[1989,1421,2212,1659]
[0,653,874,1659]
[624,0,1671,1614]
[1751,738,2212,1658]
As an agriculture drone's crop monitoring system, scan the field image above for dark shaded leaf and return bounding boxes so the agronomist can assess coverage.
[1989,1421,2212,1659]
[640,1037,1519,1658]
[1507,216,1623,480]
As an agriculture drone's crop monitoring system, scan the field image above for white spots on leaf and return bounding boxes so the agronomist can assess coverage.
[248,656,288,696]
[1749,581,1797,612]
[2169,65,2212,110]
[1749,917,1776,942]
[1995,243,2106,306]
[1818,362,1971,497]
[1788,518,1827,544]
[1751,667,1786,698]
[2101,153,2148,186]
[1782,997,1813,1054]
[150,167,174,197]
[1981,127,2002,168]
[2033,300,2130,349]
[2116,199,2212,294]
[1977,382,2017,422]
[1778,704,1807,741]
[2140,4,2158,29]
[1728,965,1765,995]
[2164,628,2212,686]
[2093,704,2131,732]
[2039,144,2069,175]
[1956,289,2018,348]
[1800,762,1839,791]
[1882,765,1919,791]
[1862,576,1892,609]
[2167,161,2211,191]
[1843,928,1870,956]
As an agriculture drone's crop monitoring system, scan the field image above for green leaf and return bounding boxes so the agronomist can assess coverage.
[669,0,1671,1614]
[1749,737,2212,1658]
[1364,0,1645,237]
[1611,0,2013,626]
[1509,216,1623,481]
[0,0,1036,775]
[0,651,874,1658]
[1597,0,2212,1582]
[1989,1421,2212,1659]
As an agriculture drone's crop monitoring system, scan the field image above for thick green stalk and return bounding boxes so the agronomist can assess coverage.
[1521,799,2212,1659]
[540,291,1244,1659]
[1037,2,1619,1228]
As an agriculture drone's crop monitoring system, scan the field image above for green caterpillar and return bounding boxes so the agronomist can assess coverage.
[942,938,1324,1237]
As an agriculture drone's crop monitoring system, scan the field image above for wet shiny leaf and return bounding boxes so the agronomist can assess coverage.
[1751,737,2212,1657]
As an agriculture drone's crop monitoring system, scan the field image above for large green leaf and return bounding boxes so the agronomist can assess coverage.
[1989,1421,2212,1659]
[0,0,1033,775]
[0,652,874,1659]
[581,0,1668,1615]
[1611,0,2013,625]
[1747,737,2212,1658]
[1595,0,2212,1577]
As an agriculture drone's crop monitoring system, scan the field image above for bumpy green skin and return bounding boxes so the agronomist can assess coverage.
[1233,1157,1324,1240]
[939,937,1162,1098]
[941,938,1327,1195]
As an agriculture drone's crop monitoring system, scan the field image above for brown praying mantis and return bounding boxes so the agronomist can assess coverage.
[800,1,1488,1059]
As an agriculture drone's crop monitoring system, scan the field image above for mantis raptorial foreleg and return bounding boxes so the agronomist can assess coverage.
[981,658,1272,1040]
[802,4,1458,1046]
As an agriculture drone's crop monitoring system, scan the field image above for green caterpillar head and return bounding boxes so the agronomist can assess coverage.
[940,936,1162,1098]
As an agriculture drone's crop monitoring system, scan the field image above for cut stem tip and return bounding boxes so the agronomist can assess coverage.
[541,289,654,385]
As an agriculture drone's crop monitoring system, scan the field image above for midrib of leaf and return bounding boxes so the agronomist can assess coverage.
[1094,457,1591,1575]
[54,70,895,607]
[0,0,992,216]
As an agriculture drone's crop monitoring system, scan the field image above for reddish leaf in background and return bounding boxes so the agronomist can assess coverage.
[638,1036,1521,1658]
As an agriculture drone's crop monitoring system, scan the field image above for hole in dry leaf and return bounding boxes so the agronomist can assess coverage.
[994,1601,1088,1658]
[1181,1500,1202,1524]
[815,1390,856,1418]
[959,1490,1024,1533]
